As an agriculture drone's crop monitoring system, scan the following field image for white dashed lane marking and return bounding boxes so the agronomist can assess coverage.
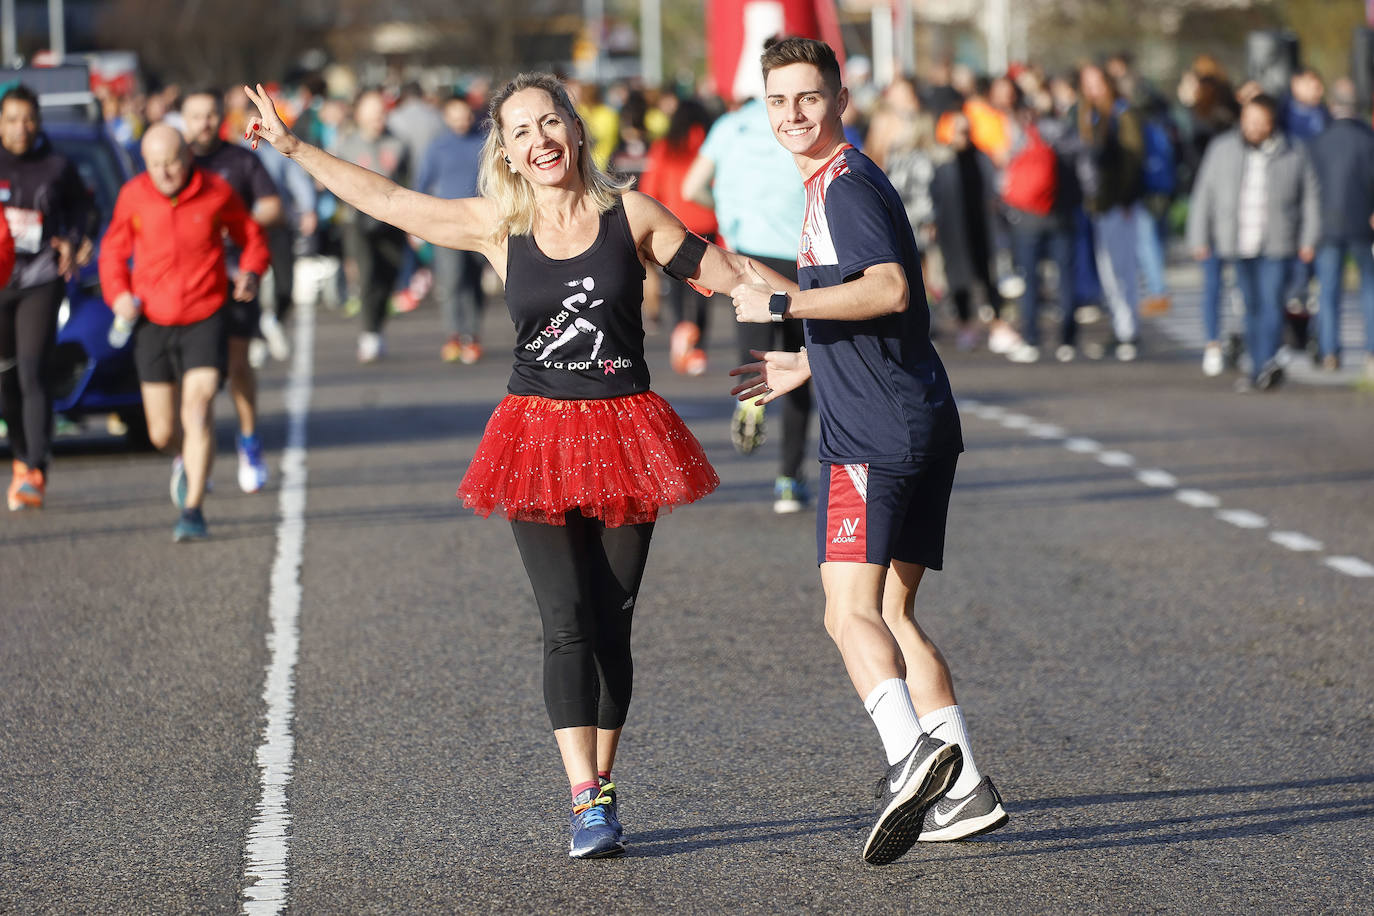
[1269,531,1324,552]
[1323,556,1374,578]
[1136,469,1179,489]
[1176,489,1221,509]
[1064,438,1102,454]
[1216,509,1268,529]
[960,399,1373,579]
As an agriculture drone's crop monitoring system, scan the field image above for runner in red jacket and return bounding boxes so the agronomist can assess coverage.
[98,124,269,542]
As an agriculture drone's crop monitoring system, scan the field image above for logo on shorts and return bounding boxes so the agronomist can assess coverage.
[833,517,861,544]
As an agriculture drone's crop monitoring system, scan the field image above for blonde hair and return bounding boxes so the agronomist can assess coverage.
[477,72,631,241]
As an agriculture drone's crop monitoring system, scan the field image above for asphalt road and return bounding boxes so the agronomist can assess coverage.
[2,284,1371,914]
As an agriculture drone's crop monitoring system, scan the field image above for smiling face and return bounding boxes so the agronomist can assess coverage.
[764,62,848,170]
[497,88,583,187]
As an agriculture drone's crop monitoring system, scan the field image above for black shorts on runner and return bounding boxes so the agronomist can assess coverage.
[133,310,228,384]
[815,455,958,569]
[222,292,262,339]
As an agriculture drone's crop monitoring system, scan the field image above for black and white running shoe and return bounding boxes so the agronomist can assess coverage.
[917,775,1008,842]
[862,733,962,865]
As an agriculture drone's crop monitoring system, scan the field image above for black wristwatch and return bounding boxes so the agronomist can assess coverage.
[768,291,789,323]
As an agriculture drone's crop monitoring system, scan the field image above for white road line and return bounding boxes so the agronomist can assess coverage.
[1136,469,1178,488]
[1323,556,1374,578]
[969,404,1374,581]
[1269,531,1324,552]
[1064,437,1102,454]
[1175,489,1221,508]
[1027,423,1066,439]
[241,299,314,915]
[1216,509,1268,529]
[1097,450,1136,468]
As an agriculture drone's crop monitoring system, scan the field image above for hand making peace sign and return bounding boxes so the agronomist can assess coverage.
[242,83,300,157]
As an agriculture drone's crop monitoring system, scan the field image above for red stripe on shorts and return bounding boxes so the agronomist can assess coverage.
[825,463,868,563]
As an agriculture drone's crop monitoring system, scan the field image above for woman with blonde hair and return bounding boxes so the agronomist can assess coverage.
[243,72,794,860]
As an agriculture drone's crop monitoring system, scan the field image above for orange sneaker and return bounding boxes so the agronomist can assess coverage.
[9,466,44,510]
[7,460,28,511]
[670,321,700,374]
[684,348,707,376]
[1141,295,1172,317]
[440,335,464,363]
[458,340,483,365]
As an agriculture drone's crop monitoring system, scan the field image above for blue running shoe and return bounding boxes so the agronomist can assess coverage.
[170,456,187,510]
[236,434,269,493]
[569,786,624,859]
[596,779,623,845]
[173,507,209,542]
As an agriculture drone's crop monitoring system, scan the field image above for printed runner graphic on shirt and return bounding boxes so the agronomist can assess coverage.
[524,275,634,375]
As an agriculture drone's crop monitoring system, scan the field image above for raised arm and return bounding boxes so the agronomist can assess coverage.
[622,190,795,296]
[243,84,498,258]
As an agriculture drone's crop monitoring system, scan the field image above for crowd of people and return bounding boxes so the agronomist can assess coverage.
[5,24,1374,871]
[3,45,1373,523]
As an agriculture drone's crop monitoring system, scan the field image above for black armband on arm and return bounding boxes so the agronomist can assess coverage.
[663,231,709,283]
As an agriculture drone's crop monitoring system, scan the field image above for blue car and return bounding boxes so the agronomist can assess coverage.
[48,119,143,435]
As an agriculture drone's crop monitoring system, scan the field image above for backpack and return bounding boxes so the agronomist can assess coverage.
[1001,122,1058,216]
[1141,118,1178,195]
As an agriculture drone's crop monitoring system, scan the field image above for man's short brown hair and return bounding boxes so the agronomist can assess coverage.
[760,37,842,94]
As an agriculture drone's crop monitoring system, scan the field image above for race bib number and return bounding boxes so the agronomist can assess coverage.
[4,207,43,254]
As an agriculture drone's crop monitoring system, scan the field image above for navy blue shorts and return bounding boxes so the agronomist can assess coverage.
[816,454,958,569]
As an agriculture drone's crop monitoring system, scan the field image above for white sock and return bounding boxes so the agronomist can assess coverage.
[919,705,983,797]
[864,679,923,765]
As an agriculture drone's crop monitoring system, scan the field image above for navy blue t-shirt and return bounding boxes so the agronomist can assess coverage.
[797,145,962,464]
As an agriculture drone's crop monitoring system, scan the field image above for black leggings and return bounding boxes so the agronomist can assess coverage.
[511,511,656,731]
[0,279,64,472]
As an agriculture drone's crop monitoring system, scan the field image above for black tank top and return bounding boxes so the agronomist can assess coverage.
[504,199,650,399]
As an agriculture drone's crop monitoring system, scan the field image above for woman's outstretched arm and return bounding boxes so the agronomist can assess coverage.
[243,84,499,258]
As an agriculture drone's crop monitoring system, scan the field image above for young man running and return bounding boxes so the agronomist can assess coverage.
[730,37,1007,865]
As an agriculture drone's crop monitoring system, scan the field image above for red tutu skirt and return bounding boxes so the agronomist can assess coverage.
[457,391,719,527]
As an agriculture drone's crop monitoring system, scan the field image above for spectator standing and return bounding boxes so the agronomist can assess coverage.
[1279,68,1331,350]
[417,94,488,364]
[0,84,96,511]
[1186,94,1319,390]
[684,90,814,513]
[1307,78,1374,377]
[335,89,410,362]
[1079,64,1145,361]
[930,111,1006,351]
[99,125,269,540]
[1001,99,1079,363]
[180,89,282,494]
